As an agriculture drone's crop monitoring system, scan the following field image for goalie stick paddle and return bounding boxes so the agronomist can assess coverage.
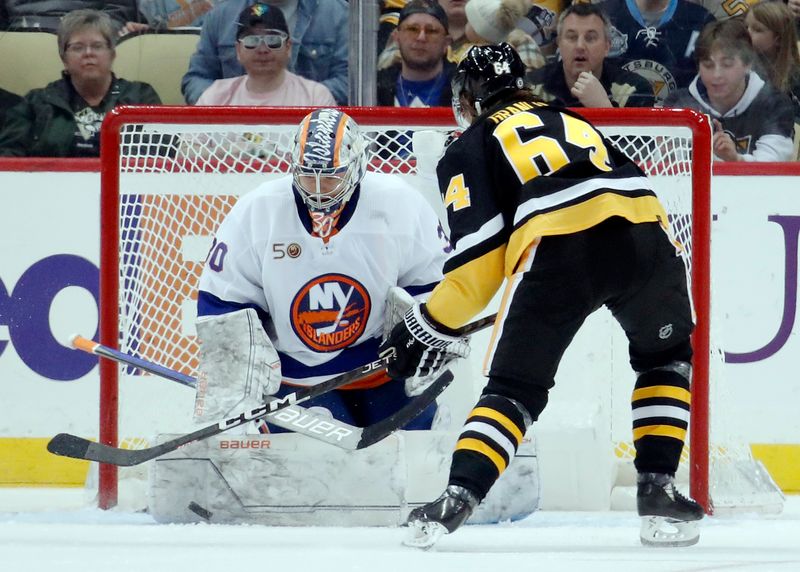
[49,313,497,466]
[68,335,454,451]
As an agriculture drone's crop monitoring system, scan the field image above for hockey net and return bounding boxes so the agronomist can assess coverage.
[97,106,782,515]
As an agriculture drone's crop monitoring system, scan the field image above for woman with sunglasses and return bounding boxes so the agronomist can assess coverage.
[195,3,335,106]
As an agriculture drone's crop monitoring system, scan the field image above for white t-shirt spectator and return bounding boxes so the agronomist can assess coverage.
[196,71,336,106]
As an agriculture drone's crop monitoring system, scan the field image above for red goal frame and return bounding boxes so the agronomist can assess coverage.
[98,106,712,512]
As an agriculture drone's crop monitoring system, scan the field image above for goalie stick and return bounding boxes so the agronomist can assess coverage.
[48,313,497,466]
[69,335,453,450]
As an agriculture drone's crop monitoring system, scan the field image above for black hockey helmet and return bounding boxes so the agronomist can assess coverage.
[451,42,526,127]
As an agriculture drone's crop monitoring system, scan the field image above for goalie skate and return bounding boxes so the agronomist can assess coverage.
[403,485,478,549]
[637,472,704,547]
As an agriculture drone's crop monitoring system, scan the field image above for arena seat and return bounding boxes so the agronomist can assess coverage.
[114,30,201,105]
[0,30,63,95]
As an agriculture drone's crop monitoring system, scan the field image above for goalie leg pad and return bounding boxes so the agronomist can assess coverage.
[194,308,281,422]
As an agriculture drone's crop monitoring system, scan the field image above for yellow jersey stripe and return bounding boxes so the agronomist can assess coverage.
[469,407,523,444]
[506,194,667,275]
[455,437,508,473]
[482,271,521,374]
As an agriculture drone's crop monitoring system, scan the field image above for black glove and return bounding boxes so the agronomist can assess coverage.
[379,303,470,380]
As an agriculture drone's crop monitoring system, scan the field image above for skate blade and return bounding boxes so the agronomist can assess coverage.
[640,516,700,547]
[403,520,447,550]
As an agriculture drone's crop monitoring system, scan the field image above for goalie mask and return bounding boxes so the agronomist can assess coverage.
[451,42,526,128]
[291,108,368,213]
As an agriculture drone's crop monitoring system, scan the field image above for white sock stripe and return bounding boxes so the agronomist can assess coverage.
[461,421,517,459]
[632,405,690,423]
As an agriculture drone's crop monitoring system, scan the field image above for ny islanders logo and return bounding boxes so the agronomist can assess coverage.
[290,274,371,352]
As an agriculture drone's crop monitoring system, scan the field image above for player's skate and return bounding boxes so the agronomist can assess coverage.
[403,485,478,549]
[637,472,704,547]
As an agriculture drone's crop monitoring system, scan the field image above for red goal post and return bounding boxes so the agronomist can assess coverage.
[97,106,712,512]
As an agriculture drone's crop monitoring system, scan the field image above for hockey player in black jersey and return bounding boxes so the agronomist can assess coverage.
[380,42,704,548]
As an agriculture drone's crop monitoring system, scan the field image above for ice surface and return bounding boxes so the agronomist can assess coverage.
[1,489,798,572]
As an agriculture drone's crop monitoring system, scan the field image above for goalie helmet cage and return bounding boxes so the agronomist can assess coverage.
[98,106,714,512]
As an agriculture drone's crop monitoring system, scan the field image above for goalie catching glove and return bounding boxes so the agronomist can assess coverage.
[379,303,470,386]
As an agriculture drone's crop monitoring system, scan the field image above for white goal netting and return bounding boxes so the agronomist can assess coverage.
[97,106,782,515]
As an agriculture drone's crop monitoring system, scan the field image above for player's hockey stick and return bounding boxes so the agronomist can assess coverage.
[68,335,452,450]
[70,335,196,388]
[48,313,497,466]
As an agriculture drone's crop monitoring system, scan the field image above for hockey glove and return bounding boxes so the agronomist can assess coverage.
[379,303,470,384]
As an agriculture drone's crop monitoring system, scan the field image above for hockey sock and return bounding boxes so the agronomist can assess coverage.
[631,361,691,474]
[448,394,529,500]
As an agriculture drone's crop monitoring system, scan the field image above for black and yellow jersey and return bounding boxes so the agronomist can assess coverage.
[426,98,669,329]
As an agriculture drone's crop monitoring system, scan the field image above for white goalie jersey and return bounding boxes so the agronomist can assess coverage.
[198,171,450,386]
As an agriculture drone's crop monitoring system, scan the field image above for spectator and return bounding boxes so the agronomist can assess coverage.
[463,0,526,44]
[181,0,348,105]
[136,0,223,30]
[2,1,139,33]
[463,0,545,70]
[687,0,755,20]
[0,9,161,157]
[788,0,800,35]
[377,0,454,107]
[379,0,544,73]
[745,1,800,122]
[662,17,795,162]
[527,3,655,107]
[439,0,469,58]
[517,1,563,56]
[196,3,335,106]
[598,0,715,104]
[0,87,21,127]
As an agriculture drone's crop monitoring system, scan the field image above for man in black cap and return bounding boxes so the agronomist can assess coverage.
[182,0,348,105]
[195,2,335,105]
[377,0,454,107]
